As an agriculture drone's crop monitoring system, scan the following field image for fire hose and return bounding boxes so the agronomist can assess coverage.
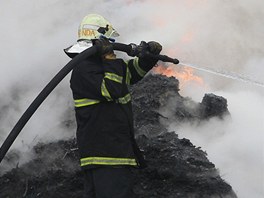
[0,42,179,164]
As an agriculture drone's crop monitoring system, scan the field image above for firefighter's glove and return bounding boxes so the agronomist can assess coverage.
[127,43,138,57]
[129,41,149,57]
[94,37,116,60]
[128,41,162,57]
[147,41,162,55]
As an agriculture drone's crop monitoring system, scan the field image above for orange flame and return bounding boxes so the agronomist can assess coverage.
[153,65,204,88]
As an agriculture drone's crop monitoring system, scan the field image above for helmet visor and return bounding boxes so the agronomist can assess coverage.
[110,29,120,37]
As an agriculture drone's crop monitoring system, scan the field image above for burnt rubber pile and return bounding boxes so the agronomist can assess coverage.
[0,74,236,198]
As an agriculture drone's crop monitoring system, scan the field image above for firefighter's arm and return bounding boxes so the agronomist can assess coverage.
[101,58,128,100]
[70,58,128,102]
[126,41,162,84]
[83,38,128,101]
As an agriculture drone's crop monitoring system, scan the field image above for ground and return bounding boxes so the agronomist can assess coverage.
[0,74,236,198]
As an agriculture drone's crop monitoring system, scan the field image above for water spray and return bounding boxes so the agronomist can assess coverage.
[179,62,264,88]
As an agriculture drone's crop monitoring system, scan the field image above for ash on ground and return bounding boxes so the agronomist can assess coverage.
[0,74,236,198]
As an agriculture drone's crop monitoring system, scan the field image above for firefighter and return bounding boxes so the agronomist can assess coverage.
[65,14,162,198]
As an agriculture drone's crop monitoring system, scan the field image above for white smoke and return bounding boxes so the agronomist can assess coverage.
[0,0,263,197]
[167,88,264,198]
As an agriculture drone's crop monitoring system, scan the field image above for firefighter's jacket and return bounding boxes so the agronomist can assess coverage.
[70,54,157,169]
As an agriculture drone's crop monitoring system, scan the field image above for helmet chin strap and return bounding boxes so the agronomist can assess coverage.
[99,35,116,42]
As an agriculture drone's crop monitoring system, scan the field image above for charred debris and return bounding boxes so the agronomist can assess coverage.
[0,74,236,198]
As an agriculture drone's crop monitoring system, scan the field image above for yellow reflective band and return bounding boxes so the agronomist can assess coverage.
[126,66,131,85]
[117,93,131,104]
[101,79,112,101]
[80,157,137,166]
[133,57,147,77]
[105,72,123,84]
[74,98,100,107]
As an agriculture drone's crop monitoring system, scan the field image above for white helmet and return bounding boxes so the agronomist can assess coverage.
[65,14,119,55]
[78,14,119,41]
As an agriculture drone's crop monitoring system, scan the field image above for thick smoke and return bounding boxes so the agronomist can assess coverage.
[0,0,263,197]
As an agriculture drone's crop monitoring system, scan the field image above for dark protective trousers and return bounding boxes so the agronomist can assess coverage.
[83,167,137,198]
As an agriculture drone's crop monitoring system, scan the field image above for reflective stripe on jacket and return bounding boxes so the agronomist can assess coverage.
[80,157,137,167]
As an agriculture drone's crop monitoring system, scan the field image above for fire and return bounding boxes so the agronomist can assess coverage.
[153,65,204,88]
